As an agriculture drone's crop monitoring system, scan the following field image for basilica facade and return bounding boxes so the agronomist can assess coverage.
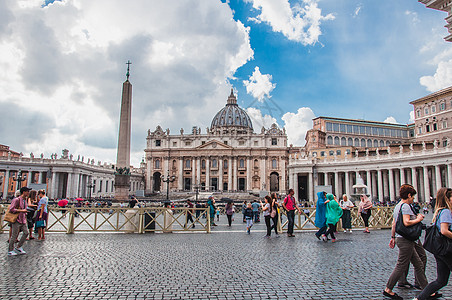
[144,90,288,195]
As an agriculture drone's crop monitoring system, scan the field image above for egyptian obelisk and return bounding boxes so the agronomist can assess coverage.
[114,61,132,201]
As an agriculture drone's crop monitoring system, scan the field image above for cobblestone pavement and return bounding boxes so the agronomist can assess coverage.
[1,215,451,300]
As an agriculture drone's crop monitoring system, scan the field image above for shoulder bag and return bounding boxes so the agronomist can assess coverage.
[423,209,452,256]
[4,202,20,223]
[395,203,423,241]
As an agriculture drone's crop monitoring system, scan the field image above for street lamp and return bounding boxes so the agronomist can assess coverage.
[12,170,27,191]
[87,180,95,200]
[161,174,176,201]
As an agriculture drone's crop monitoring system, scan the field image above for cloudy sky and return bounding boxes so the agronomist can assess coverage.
[1,0,451,167]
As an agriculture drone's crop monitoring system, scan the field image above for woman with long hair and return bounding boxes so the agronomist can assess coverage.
[261,196,272,238]
[358,194,373,233]
[270,193,280,236]
[26,190,38,240]
[415,187,452,300]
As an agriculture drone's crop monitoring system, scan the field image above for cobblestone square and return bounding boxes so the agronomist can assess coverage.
[1,217,451,300]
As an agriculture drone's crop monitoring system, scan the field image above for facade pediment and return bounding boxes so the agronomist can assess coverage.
[195,140,233,150]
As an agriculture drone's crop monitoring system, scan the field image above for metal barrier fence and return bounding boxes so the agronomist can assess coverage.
[0,205,393,234]
[0,205,211,234]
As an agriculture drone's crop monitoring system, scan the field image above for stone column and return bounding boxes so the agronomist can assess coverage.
[388,169,395,202]
[2,170,9,199]
[377,169,383,203]
[66,172,73,198]
[228,158,232,191]
[146,159,152,193]
[326,172,331,185]
[411,168,417,191]
[163,157,169,193]
[74,173,80,198]
[51,172,57,199]
[394,169,400,193]
[345,171,350,197]
[196,157,201,186]
[372,171,377,199]
[260,157,266,191]
[219,158,223,191]
[448,164,452,188]
[233,157,237,191]
[423,166,430,203]
[246,157,251,191]
[178,159,183,190]
[334,172,340,197]
[205,158,210,191]
[435,165,442,194]
[383,171,389,199]
[400,168,405,185]
[293,172,299,202]
[38,172,43,185]
[280,157,286,193]
[191,158,196,190]
[366,170,372,197]
[308,171,314,202]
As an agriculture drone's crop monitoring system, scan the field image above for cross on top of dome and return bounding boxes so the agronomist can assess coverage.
[227,88,237,105]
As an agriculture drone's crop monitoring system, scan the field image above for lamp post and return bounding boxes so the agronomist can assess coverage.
[12,170,27,191]
[161,175,176,201]
[87,180,94,200]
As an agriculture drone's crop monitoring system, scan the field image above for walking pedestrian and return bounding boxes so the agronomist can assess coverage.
[324,194,343,242]
[225,201,234,227]
[7,187,31,256]
[195,201,202,219]
[185,199,195,229]
[383,184,428,300]
[359,194,373,233]
[216,208,220,222]
[283,189,301,237]
[415,187,452,300]
[315,191,328,240]
[26,190,38,240]
[251,200,260,223]
[270,193,280,236]
[36,190,49,240]
[242,201,247,222]
[207,196,217,226]
[261,196,272,238]
[340,194,354,233]
[244,202,253,234]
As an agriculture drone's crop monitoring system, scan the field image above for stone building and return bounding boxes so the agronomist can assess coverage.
[144,89,288,194]
[410,85,452,146]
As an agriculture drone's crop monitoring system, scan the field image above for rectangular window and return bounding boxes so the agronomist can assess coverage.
[155,140,161,147]
[432,106,436,113]
[312,152,317,157]
[372,127,378,135]
[418,127,422,134]
[384,129,390,137]
[336,150,341,155]
[346,124,353,133]
[329,150,334,156]
[443,121,447,129]
[320,151,325,157]
[173,142,177,147]
[332,123,339,132]
[340,124,346,133]
[239,140,245,145]
[426,125,430,132]
[185,141,191,146]
[433,123,437,131]
[271,138,277,145]
[378,128,384,136]
[417,110,420,117]
[360,126,365,134]
[444,140,448,147]
[346,149,351,155]
[353,125,359,134]
[326,122,333,131]
[440,103,446,110]
[185,160,191,168]
[254,141,258,146]
[425,108,429,115]
[224,141,228,145]
[366,126,372,135]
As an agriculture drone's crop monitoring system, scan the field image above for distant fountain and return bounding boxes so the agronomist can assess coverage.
[350,174,369,202]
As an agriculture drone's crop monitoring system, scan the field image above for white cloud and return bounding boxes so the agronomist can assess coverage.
[0,0,254,167]
[353,4,362,17]
[420,59,452,92]
[409,111,415,124]
[246,107,278,130]
[383,116,397,124]
[282,107,315,146]
[245,0,335,45]
[405,10,419,24]
[243,66,276,102]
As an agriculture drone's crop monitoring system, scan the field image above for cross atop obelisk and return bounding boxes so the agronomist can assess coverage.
[115,61,133,201]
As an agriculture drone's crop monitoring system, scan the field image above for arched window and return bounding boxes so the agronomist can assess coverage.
[347,138,353,146]
[373,139,378,147]
[386,140,390,146]
[201,160,206,169]
[239,159,245,168]
[272,159,277,169]
[172,160,176,168]
[380,140,385,147]
[367,139,372,147]
[361,139,366,147]
[155,159,160,169]
[212,159,217,168]
[341,137,346,146]
[334,136,340,145]
[327,136,333,145]
[354,138,359,147]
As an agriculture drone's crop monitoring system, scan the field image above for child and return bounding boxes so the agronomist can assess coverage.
[244,203,254,234]
[216,208,220,221]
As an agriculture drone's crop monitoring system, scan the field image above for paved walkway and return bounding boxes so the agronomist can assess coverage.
[1,215,451,299]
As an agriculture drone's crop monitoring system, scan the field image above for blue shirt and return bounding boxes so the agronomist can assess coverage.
[251,202,260,212]
[436,209,452,231]
[38,196,48,213]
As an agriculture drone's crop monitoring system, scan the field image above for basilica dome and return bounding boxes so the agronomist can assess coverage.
[210,89,253,134]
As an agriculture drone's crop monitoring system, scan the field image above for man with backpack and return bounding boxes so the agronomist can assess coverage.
[283,189,301,237]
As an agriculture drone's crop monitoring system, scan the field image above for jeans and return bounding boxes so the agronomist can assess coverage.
[287,210,295,235]
[9,222,28,252]
[246,217,253,229]
[271,215,278,234]
[386,238,428,290]
[417,254,452,300]
[315,226,327,238]
[253,211,259,222]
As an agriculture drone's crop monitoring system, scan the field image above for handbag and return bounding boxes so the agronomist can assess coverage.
[4,201,20,223]
[35,220,46,228]
[423,209,452,256]
[395,203,423,241]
